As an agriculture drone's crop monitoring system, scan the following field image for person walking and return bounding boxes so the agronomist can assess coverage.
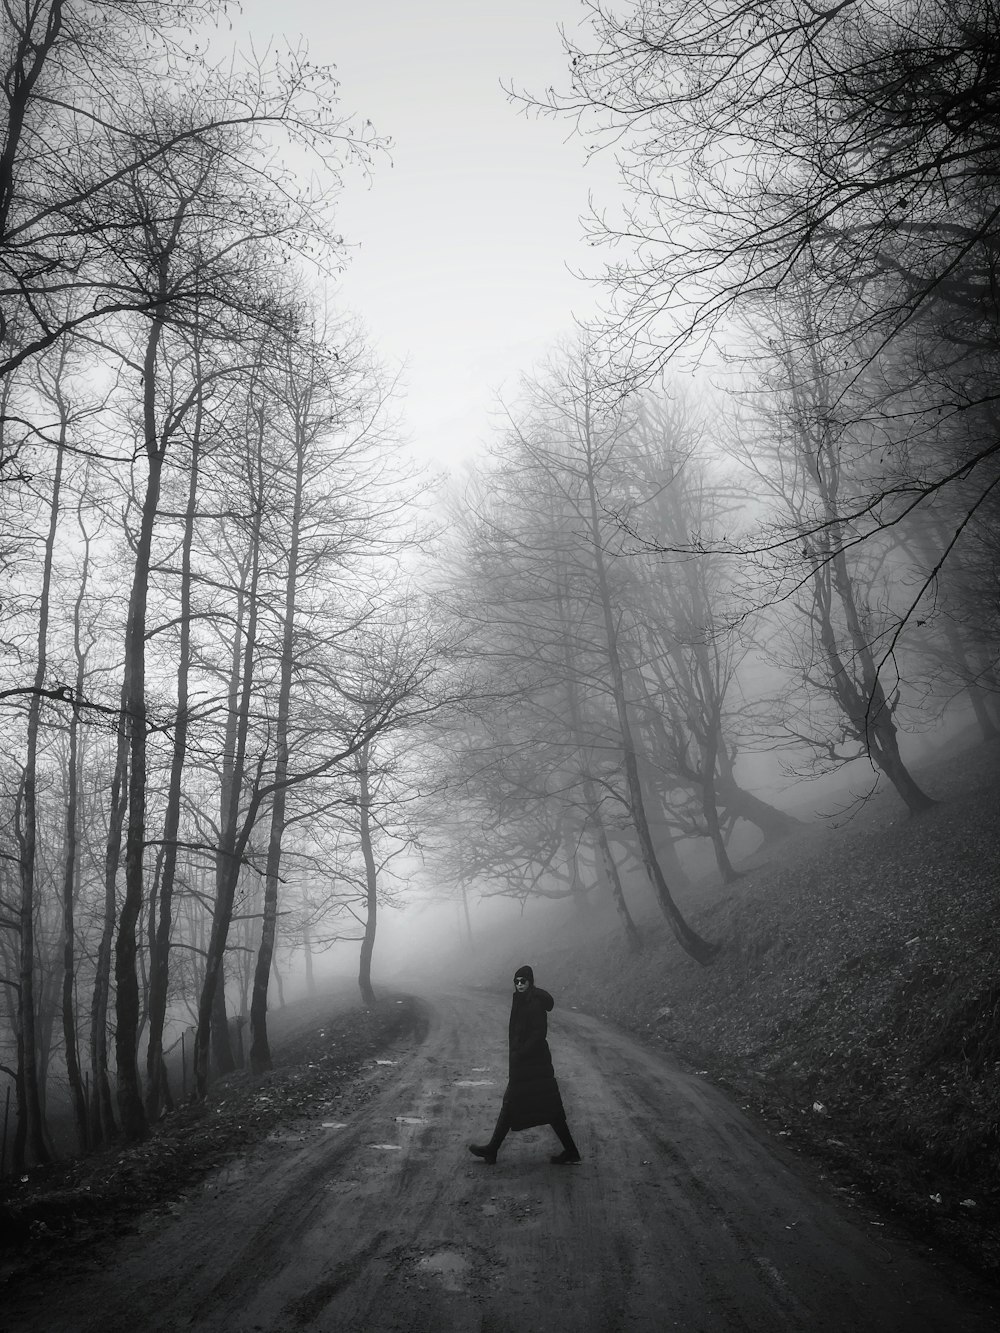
[468,964,582,1166]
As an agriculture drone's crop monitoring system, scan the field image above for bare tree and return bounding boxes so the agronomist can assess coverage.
[445,347,719,963]
[615,397,801,875]
[0,2,382,380]
[727,294,937,812]
[1,2,390,1153]
[61,485,98,1153]
[248,322,391,1069]
[534,1,1000,378]
[11,341,76,1168]
[515,0,1000,695]
[438,440,644,941]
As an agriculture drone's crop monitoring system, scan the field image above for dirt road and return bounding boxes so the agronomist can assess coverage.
[5,990,997,1332]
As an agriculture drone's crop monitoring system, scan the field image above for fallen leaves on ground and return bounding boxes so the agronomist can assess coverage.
[538,739,1000,1278]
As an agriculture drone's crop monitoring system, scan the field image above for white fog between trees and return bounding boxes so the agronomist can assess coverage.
[2,0,998,1177]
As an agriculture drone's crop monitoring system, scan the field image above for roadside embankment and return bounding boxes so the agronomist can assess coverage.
[479,741,1000,1277]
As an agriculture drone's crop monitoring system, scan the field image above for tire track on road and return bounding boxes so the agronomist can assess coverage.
[2,989,997,1333]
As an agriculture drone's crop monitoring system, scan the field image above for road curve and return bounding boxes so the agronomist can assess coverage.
[5,990,998,1332]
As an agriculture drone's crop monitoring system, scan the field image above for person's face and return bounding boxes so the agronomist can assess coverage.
[513,976,530,993]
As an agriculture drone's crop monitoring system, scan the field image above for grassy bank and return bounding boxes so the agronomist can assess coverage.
[502,740,1000,1276]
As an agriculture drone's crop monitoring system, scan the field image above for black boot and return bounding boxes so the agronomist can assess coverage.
[469,1106,511,1165]
[550,1116,582,1164]
[550,1149,582,1165]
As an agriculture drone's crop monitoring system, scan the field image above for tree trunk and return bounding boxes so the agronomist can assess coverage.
[834,550,935,813]
[582,420,718,964]
[91,712,127,1147]
[943,622,998,742]
[13,776,47,1171]
[797,338,935,817]
[193,399,267,1097]
[634,770,692,888]
[459,883,474,949]
[563,825,589,914]
[271,948,286,1009]
[818,545,936,815]
[116,298,171,1144]
[13,378,71,1168]
[358,744,378,1006]
[303,921,316,995]
[698,716,739,883]
[62,507,93,1153]
[248,777,285,1073]
[62,728,88,1153]
[898,525,999,743]
[701,783,738,881]
[556,575,642,950]
[0,2,65,241]
[640,653,741,880]
[590,811,642,952]
[250,385,305,1074]
[716,772,802,844]
[869,714,937,815]
[146,385,204,1119]
[209,959,232,1077]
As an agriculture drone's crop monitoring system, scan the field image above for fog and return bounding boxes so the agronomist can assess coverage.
[5,318,994,1168]
[2,0,998,1184]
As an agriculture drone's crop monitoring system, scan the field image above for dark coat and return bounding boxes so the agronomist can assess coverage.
[501,985,565,1131]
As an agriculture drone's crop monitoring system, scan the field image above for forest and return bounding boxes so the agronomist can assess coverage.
[1,0,997,1188]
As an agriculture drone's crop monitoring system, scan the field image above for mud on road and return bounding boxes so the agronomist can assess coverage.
[4,990,998,1332]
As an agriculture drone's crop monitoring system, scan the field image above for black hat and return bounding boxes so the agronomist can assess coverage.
[513,965,534,985]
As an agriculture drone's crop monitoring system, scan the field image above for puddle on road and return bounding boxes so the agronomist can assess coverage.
[394,1116,426,1125]
[368,1143,402,1151]
[414,1250,470,1293]
[455,1079,494,1087]
[321,1122,348,1130]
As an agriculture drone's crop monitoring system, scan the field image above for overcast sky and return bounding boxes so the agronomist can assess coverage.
[233,0,616,468]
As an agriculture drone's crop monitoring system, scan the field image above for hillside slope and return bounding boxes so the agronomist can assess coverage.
[489,741,1000,1277]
